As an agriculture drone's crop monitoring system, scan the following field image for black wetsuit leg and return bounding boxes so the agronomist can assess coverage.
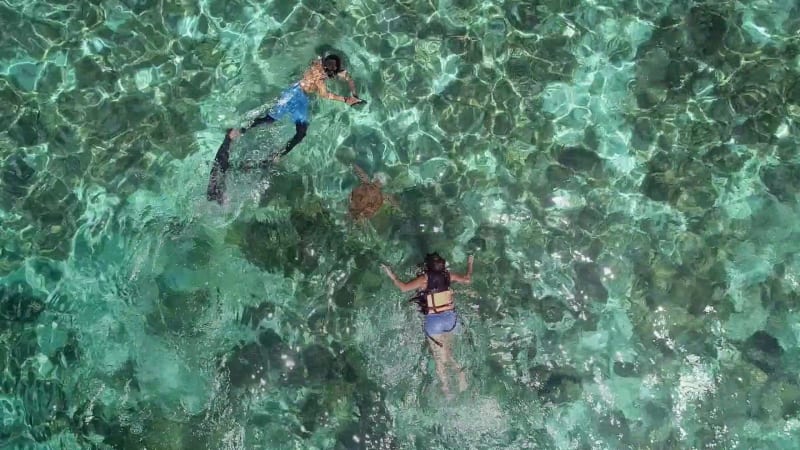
[248,121,308,169]
[281,121,308,156]
[247,114,276,131]
[206,114,276,203]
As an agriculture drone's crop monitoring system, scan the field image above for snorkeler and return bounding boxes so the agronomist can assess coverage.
[381,253,475,398]
[207,53,364,203]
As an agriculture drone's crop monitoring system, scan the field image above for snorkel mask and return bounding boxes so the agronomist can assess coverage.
[323,54,342,78]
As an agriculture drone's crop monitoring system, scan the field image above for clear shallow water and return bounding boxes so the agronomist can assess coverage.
[2,0,800,448]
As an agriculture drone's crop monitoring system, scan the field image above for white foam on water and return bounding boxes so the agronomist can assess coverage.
[673,356,717,440]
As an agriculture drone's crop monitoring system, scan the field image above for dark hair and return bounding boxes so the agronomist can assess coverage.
[323,54,342,78]
[424,253,446,273]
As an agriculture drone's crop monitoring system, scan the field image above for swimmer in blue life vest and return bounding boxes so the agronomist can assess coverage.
[381,253,474,397]
[207,53,364,203]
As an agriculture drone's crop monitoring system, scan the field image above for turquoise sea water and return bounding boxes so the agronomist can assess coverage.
[2,0,800,448]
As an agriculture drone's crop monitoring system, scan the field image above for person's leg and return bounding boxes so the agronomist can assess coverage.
[441,314,468,392]
[244,114,276,133]
[450,343,468,392]
[250,84,294,133]
[208,109,279,201]
[207,84,296,201]
[428,337,451,397]
[219,113,276,171]
[434,333,465,391]
[248,121,309,168]
[426,313,456,397]
[234,113,284,171]
[435,332,467,391]
[280,86,310,157]
[280,121,308,156]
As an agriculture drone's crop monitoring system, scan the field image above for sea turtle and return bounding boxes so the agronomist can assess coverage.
[348,164,397,221]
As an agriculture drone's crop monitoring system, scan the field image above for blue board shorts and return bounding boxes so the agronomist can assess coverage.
[424,310,458,336]
[269,83,310,124]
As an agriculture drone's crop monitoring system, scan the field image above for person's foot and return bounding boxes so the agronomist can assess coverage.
[442,385,454,400]
[207,187,226,205]
[227,128,242,139]
[458,371,468,392]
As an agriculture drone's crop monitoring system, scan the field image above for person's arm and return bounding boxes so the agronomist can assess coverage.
[317,79,360,105]
[381,265,426,292]
[339,70,358,96]
[449,255,474,284]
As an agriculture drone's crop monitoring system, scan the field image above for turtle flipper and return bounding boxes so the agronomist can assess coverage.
[352,164,370,183]
[384,193,400,209]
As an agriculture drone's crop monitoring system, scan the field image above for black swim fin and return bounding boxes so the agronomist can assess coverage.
[207,134,232,204]
[206,165,225,204]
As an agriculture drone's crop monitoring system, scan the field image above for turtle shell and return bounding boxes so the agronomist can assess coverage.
[349,182,384,220]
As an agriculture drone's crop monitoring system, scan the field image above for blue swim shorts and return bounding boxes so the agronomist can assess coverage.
[269,83,310,124]
[424,310,458,336]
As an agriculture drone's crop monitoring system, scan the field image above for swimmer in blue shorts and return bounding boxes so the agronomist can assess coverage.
[207,53,363,203]
[381,253,475,397]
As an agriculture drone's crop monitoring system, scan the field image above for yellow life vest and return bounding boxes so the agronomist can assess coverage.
[425,290,454,314]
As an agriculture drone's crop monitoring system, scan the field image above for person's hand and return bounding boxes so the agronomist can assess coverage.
[345,96,362,106]
[227,128,242,139]
[468,255,474,265]
[380,264,393,278]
